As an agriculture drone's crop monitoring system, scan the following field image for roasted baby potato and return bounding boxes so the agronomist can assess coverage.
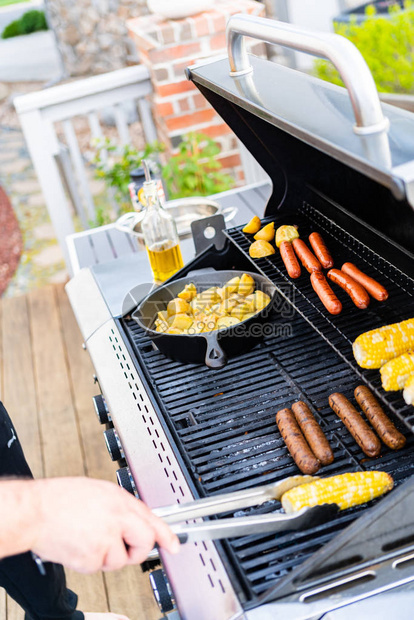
[167,298,191,316]
[249,240,276,258]
[254,290,271,310]
[219,277,240,301]
[169,314,194,331]
[238,273,255,296]
[177,282,197,301]
[231,302,252,320]
[242,216,261,234]
[254,222,275,242]
[217,316,240,329]
[275,225,299,248]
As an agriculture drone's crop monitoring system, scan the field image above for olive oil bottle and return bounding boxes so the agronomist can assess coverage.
[141,161,183,282]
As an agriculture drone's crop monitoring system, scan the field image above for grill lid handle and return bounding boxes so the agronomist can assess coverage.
[227,14,389,136]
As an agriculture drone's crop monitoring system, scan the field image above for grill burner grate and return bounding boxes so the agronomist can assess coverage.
[121,202,414,603]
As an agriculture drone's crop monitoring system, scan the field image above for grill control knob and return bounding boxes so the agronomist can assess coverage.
[104,428,124,461]
[92,395,111,424]
[149,569,175,614]
[116,466,139,498]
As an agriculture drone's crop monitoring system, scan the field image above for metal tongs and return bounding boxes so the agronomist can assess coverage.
[152,475,338,544]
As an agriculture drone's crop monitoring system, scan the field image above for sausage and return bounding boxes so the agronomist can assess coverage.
[309,232,334,269]
[279,241,301,279]
[354,385,406,450]
[292,238,322,273]
[341,263,389,302]
[327,269,370,309]
[276,408,320,474]
[291,401,334,465]
[328,392,381,457]
[310,271,342,315]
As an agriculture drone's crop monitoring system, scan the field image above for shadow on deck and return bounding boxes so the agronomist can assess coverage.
[0,284,159,620]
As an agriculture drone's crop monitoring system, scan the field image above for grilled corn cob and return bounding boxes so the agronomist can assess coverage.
[353,318,414,369]
[281,471,393,513]
[403,373,414,405]
[380,351,414,391]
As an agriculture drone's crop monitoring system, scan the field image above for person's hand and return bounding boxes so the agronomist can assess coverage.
[30,477,180,573]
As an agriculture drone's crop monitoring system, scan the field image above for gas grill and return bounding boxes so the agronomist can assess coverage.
[67,14,414,620]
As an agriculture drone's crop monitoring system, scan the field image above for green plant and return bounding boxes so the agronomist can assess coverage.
[2,19,21,38]
[92,138,164,215]
[21,9,47,33]
[2,9,48,38]
[162,132,235,199]
[314,2,414,94]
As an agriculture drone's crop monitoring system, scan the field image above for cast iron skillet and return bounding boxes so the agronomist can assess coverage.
[133,270,277,369]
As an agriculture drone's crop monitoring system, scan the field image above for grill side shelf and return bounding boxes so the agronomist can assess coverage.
[225,202,414,433]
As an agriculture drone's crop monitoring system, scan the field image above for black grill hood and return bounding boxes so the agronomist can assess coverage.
[186,53,414,254]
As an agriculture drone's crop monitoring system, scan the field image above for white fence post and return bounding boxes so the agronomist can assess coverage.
[18,109,75,273]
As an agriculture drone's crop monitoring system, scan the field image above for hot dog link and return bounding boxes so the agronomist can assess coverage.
[354,385,406,450]
[292,238,322,273]
[341,263,388,301]
[276,408,320,474]
[291,401,334,465]
[309,232,334,269]
[310,271,342,315]
[279,241,301,278]
[327,269,370,309]
[328,392,381,457]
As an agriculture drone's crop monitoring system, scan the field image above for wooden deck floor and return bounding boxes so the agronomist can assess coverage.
[0,284,159,620]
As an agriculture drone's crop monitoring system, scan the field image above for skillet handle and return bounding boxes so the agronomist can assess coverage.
[204,331,227,369]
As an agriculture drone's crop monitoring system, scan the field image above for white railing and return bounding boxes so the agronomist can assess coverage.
[14,65,157,269]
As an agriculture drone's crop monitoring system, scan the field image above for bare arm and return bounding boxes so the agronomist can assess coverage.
[0,477,179,573]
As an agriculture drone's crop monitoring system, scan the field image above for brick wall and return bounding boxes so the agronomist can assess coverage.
[127,0,266,185]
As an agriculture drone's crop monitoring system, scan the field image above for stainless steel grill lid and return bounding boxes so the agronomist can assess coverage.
[186,15,414,253]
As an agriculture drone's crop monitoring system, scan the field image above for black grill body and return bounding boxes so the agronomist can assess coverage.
[119,198,414,608]
[67,39,414,618]
[113,51,414,610]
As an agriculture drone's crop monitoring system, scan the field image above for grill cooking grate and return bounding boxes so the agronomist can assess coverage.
[226,202,414,432]
[121,202,414,603]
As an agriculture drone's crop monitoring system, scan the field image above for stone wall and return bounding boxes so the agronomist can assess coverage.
[45,0,149,76]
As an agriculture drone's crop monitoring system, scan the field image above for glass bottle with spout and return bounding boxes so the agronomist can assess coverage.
[140,160,184,282]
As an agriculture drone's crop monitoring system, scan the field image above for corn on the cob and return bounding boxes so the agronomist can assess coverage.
[380,351,414,391]
[281,471,393,513]
[403,373,414,405]
[353,318,414,369]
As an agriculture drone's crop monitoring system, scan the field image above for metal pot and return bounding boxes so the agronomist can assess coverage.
[133,270,277,369]
[115,197,238,240]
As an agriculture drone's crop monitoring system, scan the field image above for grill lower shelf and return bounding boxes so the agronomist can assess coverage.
[120,201,414,605]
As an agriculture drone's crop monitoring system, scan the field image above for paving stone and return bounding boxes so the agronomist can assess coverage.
[0,134,25,147]
[10,179,41,195]
[27,193,46,207]
[0,159,30,175]
[32,244,64,268]
[0,150,17,163]
[33,223,56,241]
